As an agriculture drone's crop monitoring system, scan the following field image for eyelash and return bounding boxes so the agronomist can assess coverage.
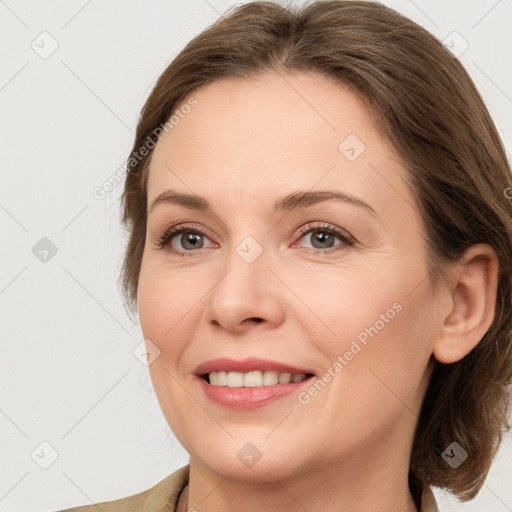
[153,222,355,257]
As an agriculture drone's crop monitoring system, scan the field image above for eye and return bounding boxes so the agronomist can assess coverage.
[293,222,355,254]
[153,224,215,257]
[153,221,355,257]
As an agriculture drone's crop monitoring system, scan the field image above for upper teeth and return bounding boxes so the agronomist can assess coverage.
[207,371,309,387]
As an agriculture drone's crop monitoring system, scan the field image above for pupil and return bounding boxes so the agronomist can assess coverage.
[182,233,203,250]
[313,231,333,249]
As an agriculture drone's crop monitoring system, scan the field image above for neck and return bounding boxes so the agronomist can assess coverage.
[177,436,419,512]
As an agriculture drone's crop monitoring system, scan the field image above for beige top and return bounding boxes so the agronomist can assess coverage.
[57,464,439,511]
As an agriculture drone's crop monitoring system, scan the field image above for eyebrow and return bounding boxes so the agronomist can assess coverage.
[147,189,378,217]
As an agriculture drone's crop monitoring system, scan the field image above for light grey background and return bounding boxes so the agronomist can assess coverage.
[1,1,511,511]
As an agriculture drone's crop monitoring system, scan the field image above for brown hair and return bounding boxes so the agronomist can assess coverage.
[119,0,512,501]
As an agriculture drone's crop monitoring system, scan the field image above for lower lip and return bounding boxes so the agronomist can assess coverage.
[196,375,315,409]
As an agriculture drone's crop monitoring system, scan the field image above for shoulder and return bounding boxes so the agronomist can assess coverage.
[56,464,190,512]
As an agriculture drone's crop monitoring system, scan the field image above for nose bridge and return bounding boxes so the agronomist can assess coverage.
[204,230,284,329]
[213,232,268,302]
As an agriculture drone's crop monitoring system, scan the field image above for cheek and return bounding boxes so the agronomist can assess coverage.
[324,289,432,427]
[300,263,432,415]
[137,261,203,338]
[137,267,194,379]
[137,268,201,432]
[291,263,405,356]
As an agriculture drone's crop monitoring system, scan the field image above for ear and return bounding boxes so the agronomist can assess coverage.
[432,243,499,364]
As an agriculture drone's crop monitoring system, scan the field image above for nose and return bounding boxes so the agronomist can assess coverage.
[203,247,285,334]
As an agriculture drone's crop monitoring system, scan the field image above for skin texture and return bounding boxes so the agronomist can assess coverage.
[137,71,499,512]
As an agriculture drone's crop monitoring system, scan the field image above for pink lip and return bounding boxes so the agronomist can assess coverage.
[195,373,315,409]
[194,357,315,376]
[193,357,316,409]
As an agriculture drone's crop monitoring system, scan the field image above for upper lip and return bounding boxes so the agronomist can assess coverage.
[194,357,315,376]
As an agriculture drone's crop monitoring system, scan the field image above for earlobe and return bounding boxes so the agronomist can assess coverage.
[432,243,499,364]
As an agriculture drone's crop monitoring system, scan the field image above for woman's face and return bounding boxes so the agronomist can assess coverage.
[137,71,438,482]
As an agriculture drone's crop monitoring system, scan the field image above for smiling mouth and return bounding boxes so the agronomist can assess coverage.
[202,370,316,387]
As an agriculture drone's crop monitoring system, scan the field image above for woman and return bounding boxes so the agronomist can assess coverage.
[59,0,512,510]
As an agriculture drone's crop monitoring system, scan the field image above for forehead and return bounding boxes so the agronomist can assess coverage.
[146,71,410,220]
